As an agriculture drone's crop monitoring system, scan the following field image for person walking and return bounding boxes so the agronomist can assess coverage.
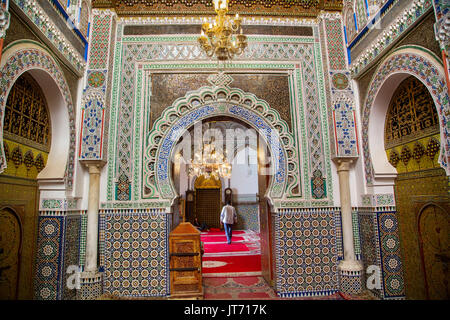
[220,200,237,244]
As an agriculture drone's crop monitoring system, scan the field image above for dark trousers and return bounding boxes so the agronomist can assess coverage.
[224,223,233,243]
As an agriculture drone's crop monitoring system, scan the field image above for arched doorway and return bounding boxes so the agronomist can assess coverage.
[194,174,222,229]
[169,115,274,295]
[146,85,293,292]
[0,71,51,299]
[384,75,450,300]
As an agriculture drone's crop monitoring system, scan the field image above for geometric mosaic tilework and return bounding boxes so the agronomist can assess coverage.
[321,14,359,159]
[355,0,369,31]
[358,208,383,298]
[78,273,103,300]
[330,72,351,92]
[0,47,76,190]
[235,203,260,232]
[350,0,434,77]
[362,48,450,184]
[34,215,65,300]
[318,16,339,168]
[79,93,105,159]
[79,214,88,269]
[357,207,406,299]
[11,0,86,73]
[321,14,360,161]
[377,211,405,299]
[80,10,115,162]
[89,13,114,70]
[339,269,364,295]
[62,215,82,300]
[324,18,347,70]
[275,208,340,298]
[333,100,359,157]
[87,70,107,92]
[100,209,169,297]
[301,47,327,199]
[352,209,362,260]
[343,6,357,44]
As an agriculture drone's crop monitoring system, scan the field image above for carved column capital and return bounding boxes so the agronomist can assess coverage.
[332,157,358,171]
[80,160,107,174]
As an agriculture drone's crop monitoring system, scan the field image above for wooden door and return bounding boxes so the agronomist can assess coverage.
[0,208,22,299]
[195,188,221,228]
[418,204,450,300]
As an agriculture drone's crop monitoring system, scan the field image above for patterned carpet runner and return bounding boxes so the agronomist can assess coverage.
[203,276,347,300]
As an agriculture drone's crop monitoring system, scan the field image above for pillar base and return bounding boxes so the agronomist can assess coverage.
[77,271,103,300]
[338,260,364,296]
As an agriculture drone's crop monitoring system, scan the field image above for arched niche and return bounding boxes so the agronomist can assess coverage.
[362,46,450,187]
[0,41,76,190]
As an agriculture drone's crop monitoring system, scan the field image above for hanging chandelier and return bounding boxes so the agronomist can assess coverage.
[189,140,232,179]
[198,0,248,61]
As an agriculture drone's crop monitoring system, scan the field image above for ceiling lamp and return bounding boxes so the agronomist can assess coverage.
[198,0,248,61]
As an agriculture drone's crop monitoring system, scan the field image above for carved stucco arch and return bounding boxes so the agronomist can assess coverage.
[362,46,450,185]
[0,41,76,189]
[143,86,298,206]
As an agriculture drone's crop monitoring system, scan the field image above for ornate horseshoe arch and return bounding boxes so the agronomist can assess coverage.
[0,41,76,190]
[362,46,450,184]
[143,85,298,206]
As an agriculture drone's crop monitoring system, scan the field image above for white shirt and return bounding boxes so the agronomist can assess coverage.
[220,205,237,224]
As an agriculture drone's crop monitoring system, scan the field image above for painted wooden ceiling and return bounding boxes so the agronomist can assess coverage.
[92,0,343,17]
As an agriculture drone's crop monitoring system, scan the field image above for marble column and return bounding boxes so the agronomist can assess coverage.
[79,160,105,299]
[333,158,363,294]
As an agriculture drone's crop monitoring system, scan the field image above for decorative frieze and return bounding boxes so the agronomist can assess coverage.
[0,0,10,38]
[10,0,86,74]
[40,198,80,211]
[350,0,434,77]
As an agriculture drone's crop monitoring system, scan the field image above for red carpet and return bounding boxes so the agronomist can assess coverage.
[202,255,261,276]
[201,230,261,277]
[202,230,246,236]
[200,236,245,243]
[203,242,250,253]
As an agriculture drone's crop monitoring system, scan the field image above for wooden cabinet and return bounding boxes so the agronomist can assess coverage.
[169,222,203,299]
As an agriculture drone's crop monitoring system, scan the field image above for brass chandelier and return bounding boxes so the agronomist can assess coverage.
[189,140,232,180]
[198,0,248,61]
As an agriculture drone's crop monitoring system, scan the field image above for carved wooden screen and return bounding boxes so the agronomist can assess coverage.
[2,73,51,179]
[3,73,51,150]
[384,76,439,149]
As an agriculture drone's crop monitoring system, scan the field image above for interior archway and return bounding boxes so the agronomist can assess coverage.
[168,112,276,286]
[0,42,76,190]
[143,86,295,208]
[362,47,450,187]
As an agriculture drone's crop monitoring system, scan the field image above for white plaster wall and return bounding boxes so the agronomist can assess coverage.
[230,147,258,196]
